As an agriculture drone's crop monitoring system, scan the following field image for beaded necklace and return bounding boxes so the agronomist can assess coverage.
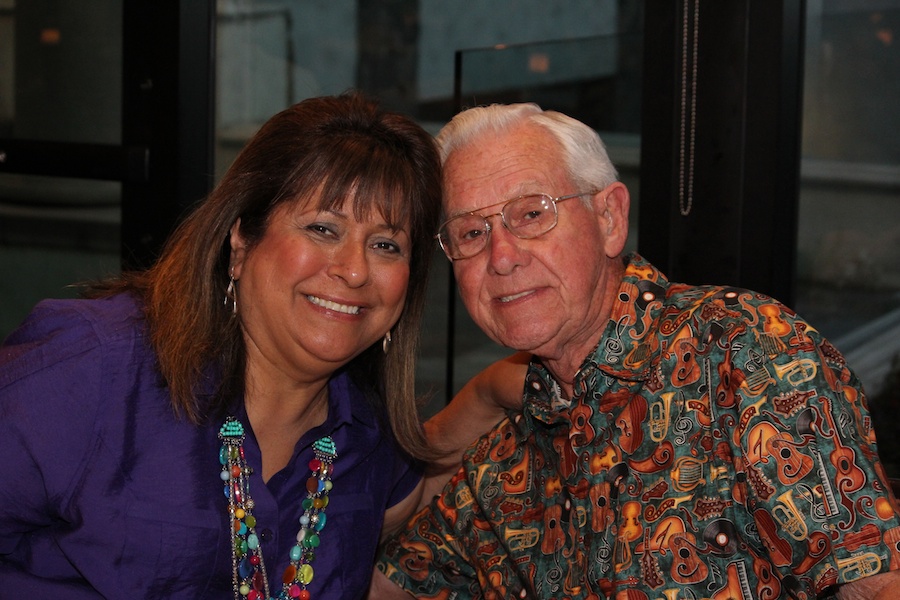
[219,417,337,600]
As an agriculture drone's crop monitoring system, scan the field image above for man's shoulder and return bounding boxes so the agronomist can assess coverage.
[619,254,790,331]
[658,280,799,330]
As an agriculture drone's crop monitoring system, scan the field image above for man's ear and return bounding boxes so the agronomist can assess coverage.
[228,218,247,278]
[592,182,630,258]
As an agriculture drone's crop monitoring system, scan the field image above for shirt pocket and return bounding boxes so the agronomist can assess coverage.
[118,501,225,597]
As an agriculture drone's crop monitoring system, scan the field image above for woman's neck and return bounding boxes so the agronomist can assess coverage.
[244,376,330,482]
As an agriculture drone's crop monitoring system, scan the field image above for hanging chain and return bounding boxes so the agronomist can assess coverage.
[679,0,700,217]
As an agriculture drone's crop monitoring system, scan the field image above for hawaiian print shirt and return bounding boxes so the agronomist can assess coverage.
[378,253,900,599]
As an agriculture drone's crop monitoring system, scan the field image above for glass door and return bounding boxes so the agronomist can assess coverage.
[0,1,124,339]
[0,1,215,342]
[795,1,900,477]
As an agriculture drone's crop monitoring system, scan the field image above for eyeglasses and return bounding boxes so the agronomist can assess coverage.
[436,191,597,260]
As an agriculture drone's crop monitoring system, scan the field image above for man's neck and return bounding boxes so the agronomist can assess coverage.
[540,257,625,398]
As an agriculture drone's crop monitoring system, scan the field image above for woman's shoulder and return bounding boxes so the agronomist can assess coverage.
[9,292,143,338]
[1,293,149,388]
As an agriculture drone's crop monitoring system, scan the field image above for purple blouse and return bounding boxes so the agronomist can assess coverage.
[0,293,421,599]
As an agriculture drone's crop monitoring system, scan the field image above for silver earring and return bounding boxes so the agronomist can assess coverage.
[224,267,237,315]
[382,330,392,354]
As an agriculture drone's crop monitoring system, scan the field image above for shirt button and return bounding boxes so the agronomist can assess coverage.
[260,528,273,542]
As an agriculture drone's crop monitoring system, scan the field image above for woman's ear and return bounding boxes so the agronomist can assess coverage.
[228,218,247,278]
[593,182,630,258]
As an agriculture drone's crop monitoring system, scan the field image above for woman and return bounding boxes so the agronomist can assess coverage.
[0,93,516,599]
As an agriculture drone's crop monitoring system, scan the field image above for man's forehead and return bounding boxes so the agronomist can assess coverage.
[443,162,568,217]
[443,178,547,217]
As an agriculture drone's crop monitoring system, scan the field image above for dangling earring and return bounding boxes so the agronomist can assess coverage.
[224,267,237,315]
[382,330,392,354]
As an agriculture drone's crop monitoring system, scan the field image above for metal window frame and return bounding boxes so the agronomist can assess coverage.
[0,0,216,271]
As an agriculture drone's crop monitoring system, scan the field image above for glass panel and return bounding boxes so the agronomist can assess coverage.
[0,174,120,337]
[3,1,121,143]
[215,5,295,180]
[797,1,900,475]
[0,1,123,341]
[0,3,12,137]
[213,0,642,412]
[449,32,643,399]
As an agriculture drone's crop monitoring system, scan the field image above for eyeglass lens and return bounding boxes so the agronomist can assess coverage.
[441,194,556,258]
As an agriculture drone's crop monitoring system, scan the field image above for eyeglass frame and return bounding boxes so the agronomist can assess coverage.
[435,190,599,261]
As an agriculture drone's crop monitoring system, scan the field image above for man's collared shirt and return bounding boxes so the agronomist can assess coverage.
[378,253,900,599]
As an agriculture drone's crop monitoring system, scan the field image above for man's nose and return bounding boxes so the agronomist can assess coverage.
[486,220,528,275]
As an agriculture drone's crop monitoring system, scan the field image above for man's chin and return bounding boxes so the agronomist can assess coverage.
[491,330,552,356]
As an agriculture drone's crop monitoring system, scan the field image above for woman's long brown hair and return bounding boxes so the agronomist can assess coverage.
[88,92,442,460]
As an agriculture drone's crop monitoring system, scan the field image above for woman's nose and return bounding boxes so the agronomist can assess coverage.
[327,242,370,287]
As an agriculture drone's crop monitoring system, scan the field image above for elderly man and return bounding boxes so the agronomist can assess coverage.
[372,103,900,599]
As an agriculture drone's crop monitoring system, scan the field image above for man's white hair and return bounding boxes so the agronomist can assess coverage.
[435,102,619,194]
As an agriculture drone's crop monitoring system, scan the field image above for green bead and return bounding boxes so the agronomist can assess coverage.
[298,564,314,584]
